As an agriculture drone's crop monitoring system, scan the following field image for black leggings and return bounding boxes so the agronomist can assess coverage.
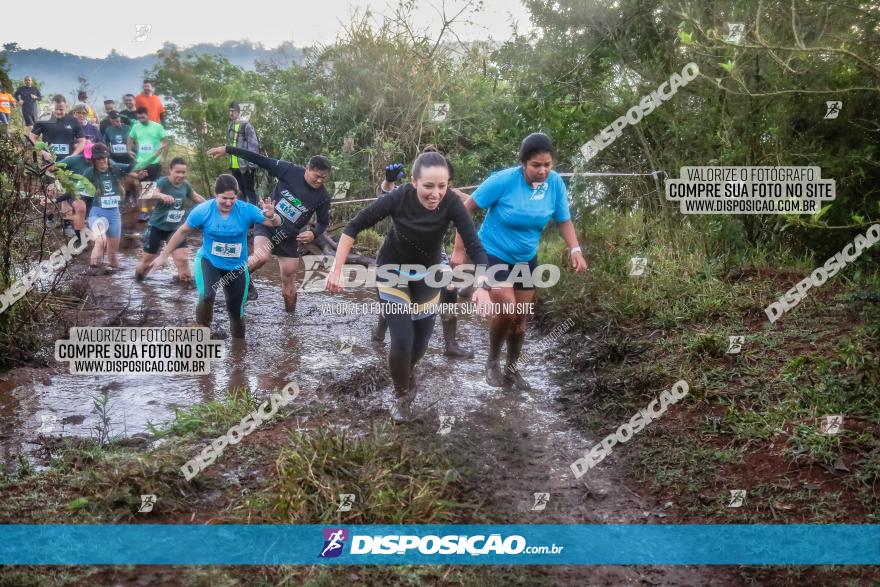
[385,311,437,391]
[195,254,249,318]
[378,277,440,391]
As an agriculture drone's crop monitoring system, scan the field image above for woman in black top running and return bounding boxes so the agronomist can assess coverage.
[326,149,492,422]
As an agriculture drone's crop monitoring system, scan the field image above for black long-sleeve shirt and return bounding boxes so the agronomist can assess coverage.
[225,146,331,237]
[343,184,488,267]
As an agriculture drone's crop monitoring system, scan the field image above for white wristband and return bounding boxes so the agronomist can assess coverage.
[570,246,582,254]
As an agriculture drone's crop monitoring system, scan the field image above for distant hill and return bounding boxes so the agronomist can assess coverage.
[3,41,301,104]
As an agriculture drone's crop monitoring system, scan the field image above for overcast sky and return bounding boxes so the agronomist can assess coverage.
[3,0,532,58]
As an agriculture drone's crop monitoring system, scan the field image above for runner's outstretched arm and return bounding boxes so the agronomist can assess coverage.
[151,224,194,270]
[558,220,588,271]
[325,234,355,293]
[452,197,480,266]
[259,197,283,227]
[207,145,291,179]
[326,189,399,293]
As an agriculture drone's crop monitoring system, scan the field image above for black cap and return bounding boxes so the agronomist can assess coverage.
[108,111,120,119]
[229,101,240,111]
[91,143,110,159]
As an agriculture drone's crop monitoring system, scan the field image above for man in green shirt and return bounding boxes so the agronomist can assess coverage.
[128,106,168,221]
[128,107,167,177]
[135,157,205,284]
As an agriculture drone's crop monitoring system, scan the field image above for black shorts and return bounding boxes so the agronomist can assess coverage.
[486,254,538,291]
[253,223,299,258]
[377,274,441,321]
[143,225,187,254]
[111,155,134,167]
[141,164,161,181]
[23,108,37,126]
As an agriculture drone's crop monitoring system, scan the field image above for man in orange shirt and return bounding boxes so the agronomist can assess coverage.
[135,79,166,124]
[0,86,16,138]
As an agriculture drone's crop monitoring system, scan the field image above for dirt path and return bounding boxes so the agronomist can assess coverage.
[1,225,743,585]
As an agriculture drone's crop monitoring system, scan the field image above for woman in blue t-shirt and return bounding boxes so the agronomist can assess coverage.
[452,133,588,391]
[150,174,281,338]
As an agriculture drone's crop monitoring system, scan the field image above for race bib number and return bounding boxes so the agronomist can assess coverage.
[530,182,548,201]
[0,101,9,109]
[275,198,303,224]
[52,143,70,155]
[100,195,120,209]
[111,143,127,154]
[166,209,185,223]
[139,144,154,153]
[211,241,242,258]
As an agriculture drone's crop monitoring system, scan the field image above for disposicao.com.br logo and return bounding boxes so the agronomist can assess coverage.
[318,528,563,557]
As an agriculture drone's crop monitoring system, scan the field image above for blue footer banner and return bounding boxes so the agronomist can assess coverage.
[0,525,877,565]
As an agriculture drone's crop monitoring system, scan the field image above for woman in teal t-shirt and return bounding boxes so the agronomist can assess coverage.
[151,174,281,339]
[82,143,144,273]
[453,133,588,391]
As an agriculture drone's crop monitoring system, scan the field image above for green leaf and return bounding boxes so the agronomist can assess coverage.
[67,497,88,511]
[678,31,694,45]
[719,60,735,73]
[812,204,832,222]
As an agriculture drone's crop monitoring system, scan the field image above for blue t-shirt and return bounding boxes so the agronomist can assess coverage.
[186,199,266,270]
[472,167,571,263]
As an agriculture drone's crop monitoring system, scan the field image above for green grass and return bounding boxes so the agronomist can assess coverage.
[148,386,258,439]
[249,424,479,524]
[549,207,880,529]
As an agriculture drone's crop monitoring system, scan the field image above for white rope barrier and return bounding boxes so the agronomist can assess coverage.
[331,170,666,206]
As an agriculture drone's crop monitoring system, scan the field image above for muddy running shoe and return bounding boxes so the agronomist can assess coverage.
[390,376,421,424]
[134,268,146,281]
[85,264,102,276]
[103,265,118,275]
[504,364,532,392]
[389,396,413,424]
[247,281,258,301]
[485,360,506,387]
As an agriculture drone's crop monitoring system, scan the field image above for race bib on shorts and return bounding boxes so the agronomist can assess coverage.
[211,241,242,258]
[100,195,120,208]
[52,143,70,155]
[166,209,185,223]
[140,144,154,153]
[275,198,303,224]
[111,143,127,154]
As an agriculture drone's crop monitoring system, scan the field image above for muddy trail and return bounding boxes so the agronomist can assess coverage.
[0,220,743,586]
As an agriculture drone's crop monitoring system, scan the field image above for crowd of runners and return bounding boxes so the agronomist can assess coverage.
[6,76,588,422]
